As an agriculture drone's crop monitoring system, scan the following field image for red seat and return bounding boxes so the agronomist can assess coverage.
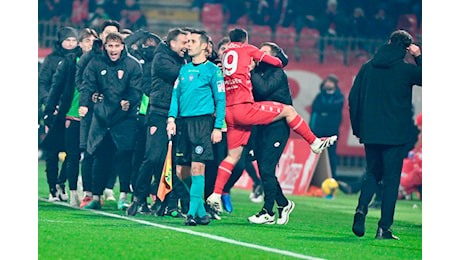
[249,25,273,47]
[297,27,319,50]
[201,4,224,25]
[274,25,296,52]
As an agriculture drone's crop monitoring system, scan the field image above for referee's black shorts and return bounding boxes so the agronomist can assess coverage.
[175,115,215,165]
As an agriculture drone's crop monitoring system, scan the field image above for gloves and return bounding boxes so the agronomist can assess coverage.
[276,47,289,67]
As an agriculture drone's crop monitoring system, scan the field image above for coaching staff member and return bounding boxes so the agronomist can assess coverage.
[349,29,422,240]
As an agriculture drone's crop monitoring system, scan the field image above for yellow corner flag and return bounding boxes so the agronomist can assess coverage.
[157,140,173,201]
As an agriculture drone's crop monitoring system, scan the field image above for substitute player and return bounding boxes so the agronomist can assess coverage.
[207,28,337,213]
[166,29,226,225]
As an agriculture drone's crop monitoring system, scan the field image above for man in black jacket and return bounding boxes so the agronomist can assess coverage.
[349,29,422,240]
[127,28,191,216]
[44,28,97,207]
[39,26,79,201]
[79,32,143,210]
[246,42,295,225]
[310,74,344,179]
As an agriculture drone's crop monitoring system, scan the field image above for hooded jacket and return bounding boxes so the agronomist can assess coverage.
[147,41,187,119]
[348,43,422,145]
[38,41,78,106]
[310,78,344,137]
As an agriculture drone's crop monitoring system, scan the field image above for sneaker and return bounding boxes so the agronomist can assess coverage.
[248,209,275,224]
[165,208,186,218]
[352,211,366,237]
[126,200,140,216]
[375,227,400,240]
[80,196,93,208]
[69,193,80,207]
[222,194,233,213]
[184,215,197,226]
[48,193,59,202]
[138,203,153,215]
[195,215,211,225]
[310,136,337,154]
[249,184,264,203]
[83,199,101,210]
[276,200,295,225]
[205,203,221,220]
[118,198,130,210]
[104,189,116,201]
[206,193,223,213]
[56,184,69,201]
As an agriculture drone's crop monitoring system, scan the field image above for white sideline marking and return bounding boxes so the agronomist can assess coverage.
[39,198,325,260]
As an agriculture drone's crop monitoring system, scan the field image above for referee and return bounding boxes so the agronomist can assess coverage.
[167,29,226,226]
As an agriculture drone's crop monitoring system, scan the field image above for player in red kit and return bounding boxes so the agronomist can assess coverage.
[207,28,337,213]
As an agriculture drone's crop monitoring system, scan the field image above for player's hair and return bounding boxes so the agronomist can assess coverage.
[78,28,98,42]
[100,19,120,34]
[105,32,124,43]
[165,28,188,45]
[218,37,230,50]
[261,42,280,56]
[389,30,413,48]
[189,29,210,45]
[229,28,248,43]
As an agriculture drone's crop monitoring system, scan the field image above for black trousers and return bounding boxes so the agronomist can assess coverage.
[81,151,94,193]
[131,114,147,192]
[356,144,407,230]
[134,114,189,208]
[92,133,132,196]
[64,120,82,191]
[255,121,290,212]
[45,150,67,194]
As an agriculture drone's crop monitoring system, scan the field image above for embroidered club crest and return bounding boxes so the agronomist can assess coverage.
[118,70,124,79]
[189,74,194,81]
[195,146,203,155]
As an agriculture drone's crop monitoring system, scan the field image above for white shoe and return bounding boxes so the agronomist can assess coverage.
[56,184,69,201]
[48,193,59,202]
[248,209,275,224]
[250,194,264,203]
[70,193,80,207]
[310,136,337,154]
[206,193,223,213]
[276,200,295,225]
[104,189,116,201]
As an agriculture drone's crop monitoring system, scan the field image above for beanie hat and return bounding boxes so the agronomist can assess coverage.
[325,74,339,85]
[57,27,78,43]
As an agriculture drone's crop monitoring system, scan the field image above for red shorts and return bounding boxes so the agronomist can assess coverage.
[225,101,284,149]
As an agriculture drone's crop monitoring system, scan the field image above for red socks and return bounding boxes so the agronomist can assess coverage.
[287,114,317,144]
[213,160,235,194]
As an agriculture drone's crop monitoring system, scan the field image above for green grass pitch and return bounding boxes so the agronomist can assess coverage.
[38,161,422,259]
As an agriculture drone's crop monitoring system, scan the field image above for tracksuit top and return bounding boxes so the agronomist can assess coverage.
[168,60,226,129]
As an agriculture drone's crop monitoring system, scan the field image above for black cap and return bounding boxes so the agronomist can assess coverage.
[57,27,78,43]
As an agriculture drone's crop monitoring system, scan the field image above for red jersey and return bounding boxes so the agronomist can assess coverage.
[222,42,283,106]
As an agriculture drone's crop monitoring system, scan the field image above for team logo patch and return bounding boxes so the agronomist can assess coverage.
[195,146,203,155]
[189,74,194,81]
[118,70,124,79]
[274,141,281,148]
[217,80,225,92]
[101,70,107,75]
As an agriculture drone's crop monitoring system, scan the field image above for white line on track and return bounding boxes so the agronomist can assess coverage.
[39,198,325,260]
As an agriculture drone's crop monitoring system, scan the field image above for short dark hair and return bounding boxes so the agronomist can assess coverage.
[229,28,247,43]
[78,28,98,42]
[218,37,230,50]
[389,30,413,48]
[261,42,280,56]
[189,29,210,45]
[165,28,188,45]
[105,32,124,43]
[100,20,120,34]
